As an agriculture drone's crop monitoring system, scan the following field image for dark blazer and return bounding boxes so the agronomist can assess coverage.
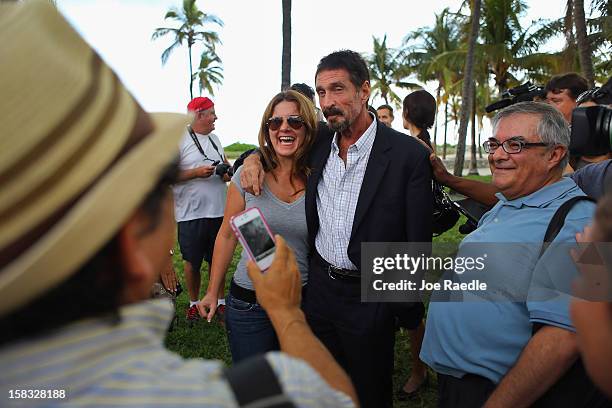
[305,120,433,270]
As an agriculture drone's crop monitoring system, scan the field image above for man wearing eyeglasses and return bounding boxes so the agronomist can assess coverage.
[173,97,230,323]
[421,102,599,408]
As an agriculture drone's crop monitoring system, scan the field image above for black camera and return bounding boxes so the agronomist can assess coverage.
[214,162,234,177]
[570,106,612,156]
[485,82,546,113]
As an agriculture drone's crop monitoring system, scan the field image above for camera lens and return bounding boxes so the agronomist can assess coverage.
[570,106,612,156]
[215,163,233,177]
[596,106,612,151]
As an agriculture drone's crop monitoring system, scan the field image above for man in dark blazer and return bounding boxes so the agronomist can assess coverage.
[241,50,432,407]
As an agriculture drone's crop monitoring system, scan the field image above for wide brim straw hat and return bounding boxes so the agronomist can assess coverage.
[0,0,190,316]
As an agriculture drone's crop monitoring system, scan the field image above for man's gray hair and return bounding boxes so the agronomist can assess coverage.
[491,101,570,169]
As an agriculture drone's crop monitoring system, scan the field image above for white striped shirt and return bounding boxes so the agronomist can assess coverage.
[0,299,353,407]
[315,115,377,270]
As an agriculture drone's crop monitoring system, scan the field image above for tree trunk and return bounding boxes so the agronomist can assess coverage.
[469,84,479,175]
[561,0,578,72]
[281,0,292,90]
[573,0,595,87]
[454,0,481,176]
[443,101,448,160]
[188,44,194,99]
[433,86,441,151]
[478,127,483,158]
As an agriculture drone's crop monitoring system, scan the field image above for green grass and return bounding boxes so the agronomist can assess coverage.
[224,142,257,160]
[166,246,444,407]
[165,181,489,406]
[465,174,492,183]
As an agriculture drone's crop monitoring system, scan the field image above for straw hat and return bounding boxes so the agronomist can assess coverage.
[0,0,190,316]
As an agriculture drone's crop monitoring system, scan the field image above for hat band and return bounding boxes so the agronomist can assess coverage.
[0,54,153,269]
[0,54,103,187]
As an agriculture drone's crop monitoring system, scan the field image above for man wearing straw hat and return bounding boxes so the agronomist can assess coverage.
[0,2,357,407]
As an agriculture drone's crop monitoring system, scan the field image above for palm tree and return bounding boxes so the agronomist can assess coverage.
[401,8,462,147]
[195,50,224,96]
[454,0,481,176]
[281,0,291,90]
[366,35,419,107]
[478,0,550,94]
[152,0,223,99]
[589,0,612,81]
[562,0,579,72]
[574,0,595,86]
[521,0,608,84]
[474,79,493,159]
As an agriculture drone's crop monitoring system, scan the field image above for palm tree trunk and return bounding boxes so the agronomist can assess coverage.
[573,0,595,87]
[188,45,194,99]
[281,0,292,90]
[454,0,481,176]
[559,0,578,72]
[443,101,448,160]
[469,84,479,175]
[478,126,483,159]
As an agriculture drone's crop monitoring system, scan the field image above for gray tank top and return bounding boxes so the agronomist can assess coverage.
[231,166,309,290]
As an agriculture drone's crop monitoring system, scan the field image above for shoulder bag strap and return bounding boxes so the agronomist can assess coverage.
[224,355,296,408]
[539,195,596,258]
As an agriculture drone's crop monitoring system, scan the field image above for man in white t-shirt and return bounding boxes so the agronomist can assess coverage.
[173,97,230,322]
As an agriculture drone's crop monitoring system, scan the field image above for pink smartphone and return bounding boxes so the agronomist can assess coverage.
[230,207,276,270]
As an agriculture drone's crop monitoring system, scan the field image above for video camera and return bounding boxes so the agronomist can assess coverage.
[570,105,612,156]
[485,82,546,113]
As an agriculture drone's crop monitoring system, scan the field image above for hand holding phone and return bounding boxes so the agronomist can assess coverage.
[230,207,276,270]
[246,235,302,314]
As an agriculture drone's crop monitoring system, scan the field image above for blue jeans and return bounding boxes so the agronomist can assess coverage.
[225,292,279,363]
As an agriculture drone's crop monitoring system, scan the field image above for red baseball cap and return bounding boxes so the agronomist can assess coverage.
[187,97,214,112]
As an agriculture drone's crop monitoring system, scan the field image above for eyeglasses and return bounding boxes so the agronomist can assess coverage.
[266,115,305,131]
[483,137,549,154]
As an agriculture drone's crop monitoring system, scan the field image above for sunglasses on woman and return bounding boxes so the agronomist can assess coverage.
[266,115,305,131]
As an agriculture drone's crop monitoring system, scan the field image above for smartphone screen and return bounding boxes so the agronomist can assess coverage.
[236,216,275,262]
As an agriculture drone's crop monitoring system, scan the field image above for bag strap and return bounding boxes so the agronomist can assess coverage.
[224,355,296,408]
[533,194,611,407]
[187,126,225,162]
[538,195,596,258]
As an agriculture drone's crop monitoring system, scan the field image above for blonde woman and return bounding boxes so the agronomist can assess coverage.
[199,90,317,362]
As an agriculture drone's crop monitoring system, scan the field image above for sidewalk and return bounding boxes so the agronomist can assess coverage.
[440,154,491,176]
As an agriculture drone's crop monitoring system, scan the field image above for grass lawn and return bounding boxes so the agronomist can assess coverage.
[165,177,492,407]
[465,174,492,183]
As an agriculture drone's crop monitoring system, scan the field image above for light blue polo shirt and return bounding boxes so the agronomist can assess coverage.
[421,178,595,383]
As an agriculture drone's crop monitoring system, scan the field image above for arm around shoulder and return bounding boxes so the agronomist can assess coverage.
[239,151,265,196]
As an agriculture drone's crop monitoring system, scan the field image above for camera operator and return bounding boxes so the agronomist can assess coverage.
[174,97,231,323]
[544,73,589,123]
[429,77,611,209]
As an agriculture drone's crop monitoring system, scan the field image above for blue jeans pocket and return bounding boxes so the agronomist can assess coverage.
[226,293,256,312]
[225,293,278,363]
